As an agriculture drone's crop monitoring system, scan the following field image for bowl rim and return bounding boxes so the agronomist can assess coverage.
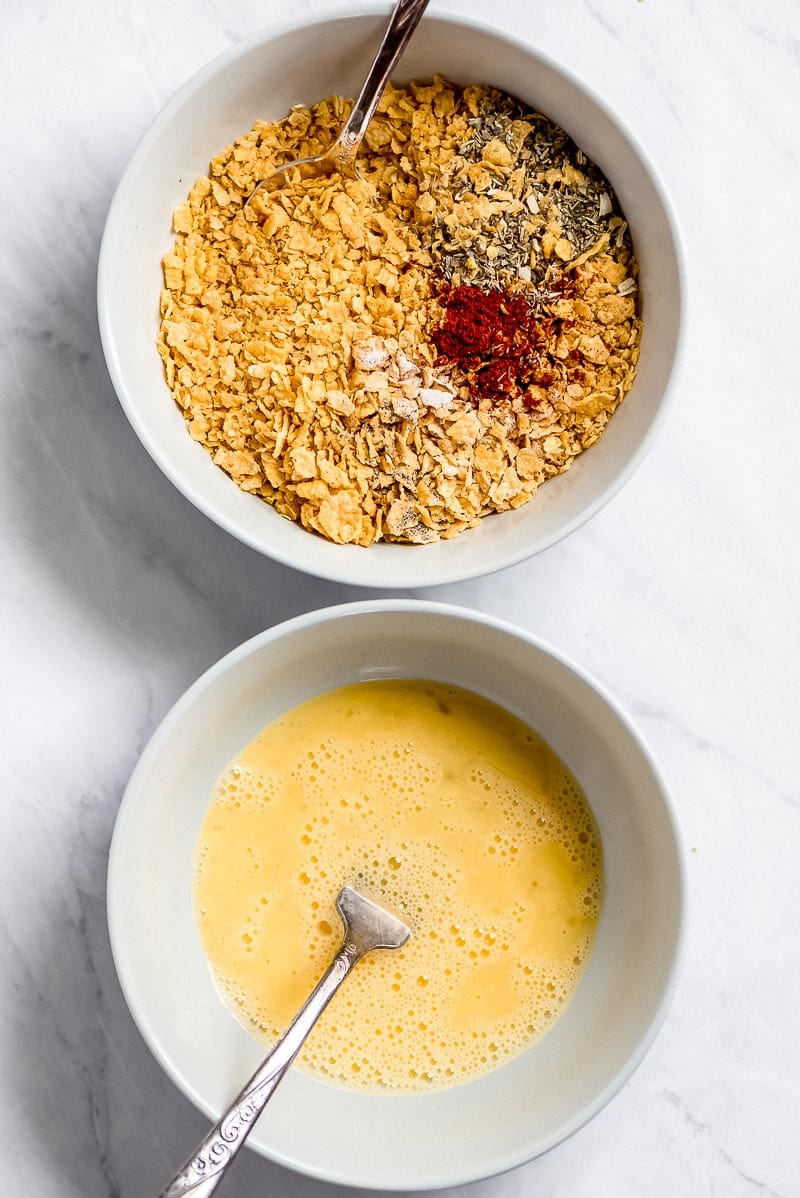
[96,5,687,590]
[107,598,687,1190]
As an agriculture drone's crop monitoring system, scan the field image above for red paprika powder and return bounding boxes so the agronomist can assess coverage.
[431,281,558,404]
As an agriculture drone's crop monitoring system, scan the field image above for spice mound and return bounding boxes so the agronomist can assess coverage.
[158,79,641,546]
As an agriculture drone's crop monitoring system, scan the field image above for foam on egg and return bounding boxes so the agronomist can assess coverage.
[193,680,602,1092]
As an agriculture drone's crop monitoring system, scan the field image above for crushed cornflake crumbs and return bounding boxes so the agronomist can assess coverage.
[158,78,642,546]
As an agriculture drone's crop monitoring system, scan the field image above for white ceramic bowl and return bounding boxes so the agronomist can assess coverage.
[97,8,684,589]
[107,601,685,1190]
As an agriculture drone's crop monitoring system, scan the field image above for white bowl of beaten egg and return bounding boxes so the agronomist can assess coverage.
[97,8,683,588]
[107,601,685,1189]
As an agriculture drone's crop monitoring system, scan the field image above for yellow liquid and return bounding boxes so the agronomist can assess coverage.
[193,680,602,1091]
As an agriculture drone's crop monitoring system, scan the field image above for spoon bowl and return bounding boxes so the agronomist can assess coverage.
[107,599,684,1189]
[98,5,683,587]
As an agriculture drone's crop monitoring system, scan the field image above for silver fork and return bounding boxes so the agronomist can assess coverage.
[246,0,430,203]
[159,886,411,1197]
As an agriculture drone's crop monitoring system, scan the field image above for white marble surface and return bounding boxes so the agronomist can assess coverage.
[2,0,798,1194]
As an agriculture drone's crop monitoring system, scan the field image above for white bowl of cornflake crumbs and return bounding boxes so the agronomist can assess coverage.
[98,8,684,587]
[107,600,685,1189]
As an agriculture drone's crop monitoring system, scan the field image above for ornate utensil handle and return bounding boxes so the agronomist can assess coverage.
[159,944,360,1197]
[331,0,431,174]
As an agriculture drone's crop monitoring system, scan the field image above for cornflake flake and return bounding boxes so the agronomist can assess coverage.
[158,79,642,546]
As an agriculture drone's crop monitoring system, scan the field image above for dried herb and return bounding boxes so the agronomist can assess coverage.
[428,88,630,294]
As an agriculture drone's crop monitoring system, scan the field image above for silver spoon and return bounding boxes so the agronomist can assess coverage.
[246,0,430,203]
[159,886,411,1197]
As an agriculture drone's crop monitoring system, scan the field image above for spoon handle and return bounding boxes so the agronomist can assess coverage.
[332,0,431,173]
[159,944,361,1197]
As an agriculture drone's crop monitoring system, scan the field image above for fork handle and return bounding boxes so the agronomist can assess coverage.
[332,0,431,174]
[158,944,360,1197]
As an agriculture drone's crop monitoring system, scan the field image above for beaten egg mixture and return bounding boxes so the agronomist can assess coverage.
[193,680,602,1091]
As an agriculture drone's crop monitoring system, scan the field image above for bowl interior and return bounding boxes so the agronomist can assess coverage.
[98,11,682,587]
[108,604,684,1189]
